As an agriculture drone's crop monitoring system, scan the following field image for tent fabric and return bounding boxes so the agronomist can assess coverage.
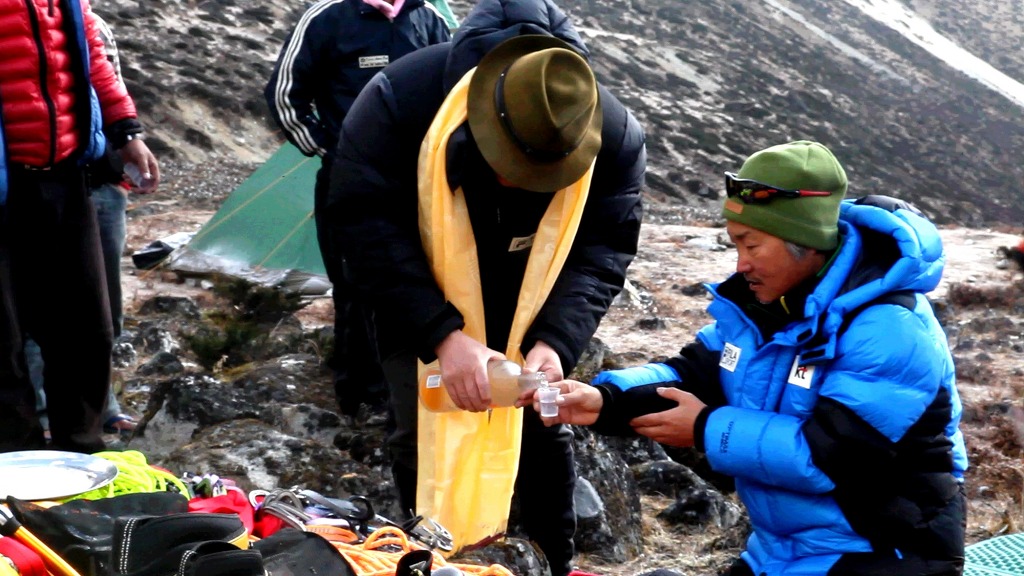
[167,143,331,294]
[428,0,459,30]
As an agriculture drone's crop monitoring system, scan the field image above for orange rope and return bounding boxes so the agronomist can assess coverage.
[331,526,513,576]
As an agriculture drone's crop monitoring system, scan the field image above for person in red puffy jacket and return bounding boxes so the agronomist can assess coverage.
[0,0,160,454]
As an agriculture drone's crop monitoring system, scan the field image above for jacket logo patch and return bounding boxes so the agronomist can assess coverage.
[788,356,814,389]
[508,234,535,252]
[720,343,741,372]
[359,55,389,68]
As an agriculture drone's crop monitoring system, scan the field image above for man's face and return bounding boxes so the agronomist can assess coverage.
[726,221,825,304]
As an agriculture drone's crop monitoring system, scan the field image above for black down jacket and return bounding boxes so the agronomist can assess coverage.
[327,0,646,371]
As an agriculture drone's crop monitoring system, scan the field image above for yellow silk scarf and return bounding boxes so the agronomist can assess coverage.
[415,68,593,552]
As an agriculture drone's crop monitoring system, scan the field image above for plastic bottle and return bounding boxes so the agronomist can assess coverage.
[420,359,548,412]
[123,163,147,187]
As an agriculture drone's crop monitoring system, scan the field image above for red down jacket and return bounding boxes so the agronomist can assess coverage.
[0,0,136,167]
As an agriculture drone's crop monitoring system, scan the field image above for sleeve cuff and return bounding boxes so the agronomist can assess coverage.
[105,118,144,149]
[591,385,633,436]
[416,302,465,363]
[693,406,715,453]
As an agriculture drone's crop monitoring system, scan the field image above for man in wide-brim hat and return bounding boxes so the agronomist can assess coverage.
[326,0,646,572]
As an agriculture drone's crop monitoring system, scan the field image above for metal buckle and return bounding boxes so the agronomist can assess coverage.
[248,488,454,552]
[249,488,311,531]
[406,517,454,552]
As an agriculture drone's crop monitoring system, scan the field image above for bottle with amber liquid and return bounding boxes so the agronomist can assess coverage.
[420,359,548,412]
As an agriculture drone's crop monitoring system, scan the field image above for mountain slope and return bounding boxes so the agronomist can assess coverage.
[100,0,1024,226]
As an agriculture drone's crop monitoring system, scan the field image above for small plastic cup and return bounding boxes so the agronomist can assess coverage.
[537,386,560,418]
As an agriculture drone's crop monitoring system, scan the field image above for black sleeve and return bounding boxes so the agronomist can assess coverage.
[264,15,330,157]
[522,91,645,372]
[590,340,723,435]
[327,47,460,362]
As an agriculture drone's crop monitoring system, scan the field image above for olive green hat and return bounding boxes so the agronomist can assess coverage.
[468,35,603,193]
[721,140,848,250]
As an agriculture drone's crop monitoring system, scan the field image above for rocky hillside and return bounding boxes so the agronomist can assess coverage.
[97,0,1024,226]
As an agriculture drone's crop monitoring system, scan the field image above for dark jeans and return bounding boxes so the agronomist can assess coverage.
[0,164,112,454]
[382,351,578,576]
[314,160,386,415]
[92,183,127,337]
[23,182,128,428]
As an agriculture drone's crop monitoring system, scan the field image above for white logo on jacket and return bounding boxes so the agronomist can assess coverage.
[787,356,815,389]
[508,234,535,252]
[720,343,741,372]
[359,55,389,68]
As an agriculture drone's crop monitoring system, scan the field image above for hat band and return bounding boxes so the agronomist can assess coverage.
[494,68,578,163]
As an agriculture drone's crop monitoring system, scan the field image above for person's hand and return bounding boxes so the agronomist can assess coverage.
[523,340,563,382]
[629,387,706,447]
[517,379,603,426]
[118,138,160,193]
[434,330,505,412]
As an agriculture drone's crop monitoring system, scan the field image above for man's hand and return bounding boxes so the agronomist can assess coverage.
[434,330,505,412]
[119,138,160,194]
[517,379,603,426]
[523,340,563,382]
[629,387,706,447]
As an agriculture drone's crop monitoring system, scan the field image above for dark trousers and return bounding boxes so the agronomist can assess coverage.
[23,182,129,429]
[382,351,578,576]
[314,160,386,415]
[0,164,111,454]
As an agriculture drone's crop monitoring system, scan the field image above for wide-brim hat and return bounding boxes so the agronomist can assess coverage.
[468,35,603,193]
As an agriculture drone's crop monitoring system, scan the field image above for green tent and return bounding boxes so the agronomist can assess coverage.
[169,0,459,291]
[167,143,330,293]
[429,0,459,30]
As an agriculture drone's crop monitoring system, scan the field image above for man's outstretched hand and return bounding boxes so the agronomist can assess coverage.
[517,379,604,426]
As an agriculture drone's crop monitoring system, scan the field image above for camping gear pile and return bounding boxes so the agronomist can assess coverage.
[0,450,514,576]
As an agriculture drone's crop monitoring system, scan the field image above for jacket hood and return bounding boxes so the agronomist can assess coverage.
[443,0,590,92]
[806,196,945,326]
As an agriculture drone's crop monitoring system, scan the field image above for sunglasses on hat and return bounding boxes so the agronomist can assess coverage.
[724,172,832,204]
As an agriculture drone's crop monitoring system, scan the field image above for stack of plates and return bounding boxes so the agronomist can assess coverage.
[0,450,118,501]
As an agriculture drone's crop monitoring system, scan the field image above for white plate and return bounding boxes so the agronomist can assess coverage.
[0,450,119,501]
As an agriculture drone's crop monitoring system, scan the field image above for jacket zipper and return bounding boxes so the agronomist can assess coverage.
[24,0,60,166]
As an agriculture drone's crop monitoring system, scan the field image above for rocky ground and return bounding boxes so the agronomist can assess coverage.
[109,156,1024,576]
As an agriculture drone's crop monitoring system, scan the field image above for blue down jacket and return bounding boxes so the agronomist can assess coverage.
[592,197,967,576]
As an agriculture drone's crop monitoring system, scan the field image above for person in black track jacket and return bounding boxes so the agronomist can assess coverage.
[265,0,451,417]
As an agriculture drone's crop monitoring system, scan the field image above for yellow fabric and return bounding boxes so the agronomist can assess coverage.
[0,554,18,576]
[416,67,593,552]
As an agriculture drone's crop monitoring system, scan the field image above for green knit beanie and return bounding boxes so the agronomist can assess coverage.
[721,141,848,250]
